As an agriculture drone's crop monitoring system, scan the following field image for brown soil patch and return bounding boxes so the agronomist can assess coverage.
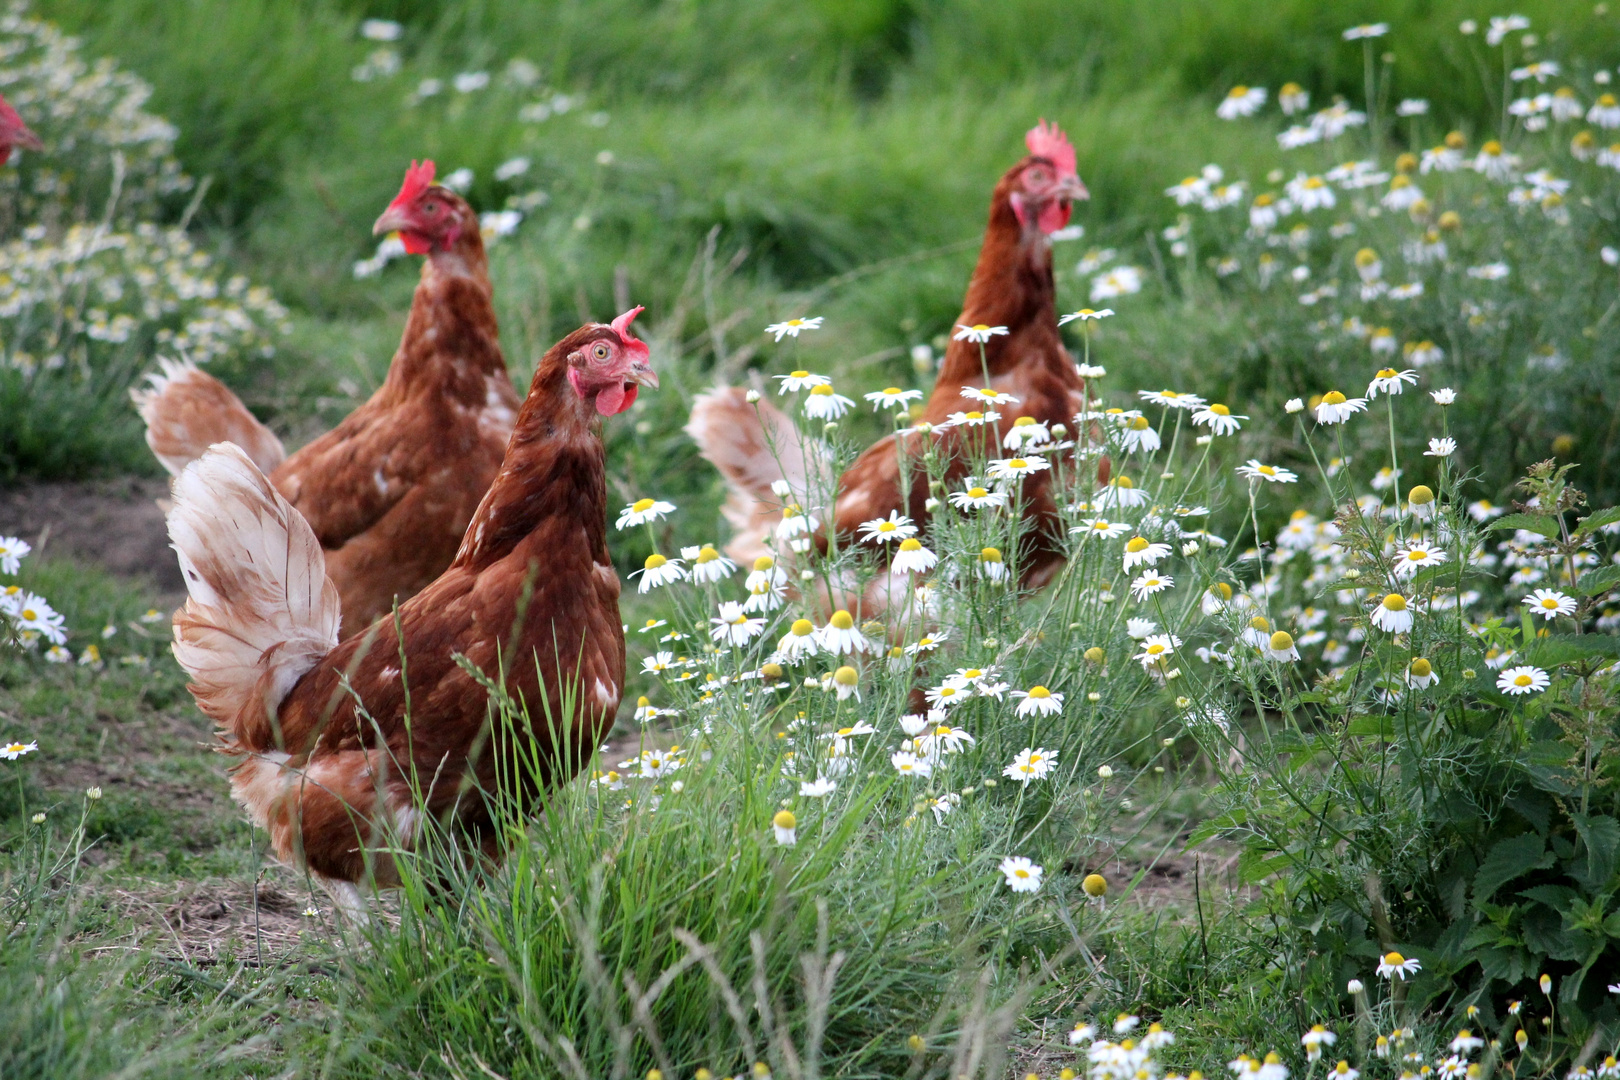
[0,474,184,594]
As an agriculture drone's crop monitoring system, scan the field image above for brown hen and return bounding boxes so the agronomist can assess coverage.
[689,121,1094,617]
[165,309,656,914]
[134,160,520,637]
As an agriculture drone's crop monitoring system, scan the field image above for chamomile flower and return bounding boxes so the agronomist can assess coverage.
[1264,631,1300,662]
[1134,634,1181,669]
[775,504,818,539]
[764,316,823,342]
[818,610,871,655]
[771,809,797,845]
[1303,1026,1338,1062]
[0,740,38,760]
[1192,403,1246,435]
[1120,415,1161,453]
[1217,85,1267,120]
[1139,389,1206,410]
[1002,416,1050,449]
[917,721,976,761]
[9,595,66,644]
[1078,518,1128,540]
[832,665,861,701]
[1467,499,1505,522]
[1059,307,1114,325]
[864,386,922,410]
[1425,437,1457,457]
[1343,22,1388,39]
[1524,589,1576,619]
[959,385,1017,406]
[1122,536,1172,570]
[1376,951,1422,979]
[1003,747,1057,782]
[1368,367,1419,398]
[892,538,938,574]
[1407,658,1439,689]
[949,482,1009,511]
[1237,460,1299,483]
[1094,475,1150,508]
[775,370,830,393]
[1131,572,1174,600]
[979,547,1008,581]
[1394,542,1448,578]
[800,777,836,798]
[641,651,676,675]
[905,631,950,655]
[944,409,999,428]
[43,645,71,664]
[925,681,973,709]
[634,553,687,593]
[709,602,765,646]
[0,535,29,575]
[954,324,1009,344]
[1371,593,1414,632]
[803,384,854,420]
[1316,391,1368,424]
[859,511,918,545]
[616,497,676,529]
[1012,686,1064,717]
[776,619,820,663]
[686,545,737,584]
[1091,265,1144,301]
[891,751,932,779]
[986,455,1050,481]
[999,855,1044,893]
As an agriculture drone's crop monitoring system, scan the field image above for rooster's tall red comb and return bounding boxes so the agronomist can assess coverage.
[387,159,436,211]
[1025,120,1075,179]
[0,93,42,153]
[610,305,650,357]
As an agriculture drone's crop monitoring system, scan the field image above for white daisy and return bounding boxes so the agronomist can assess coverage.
[1,740,39,761]
[709,601,765,646]
[800,777,836,797]
[1407,658,1439,689]
[1138,389,1206,410]
[771,809,797,845]
[1003,747,1057,783]
[1078,518,1128,540]
[1011,686,1064,717]
[803,384,854,420]
[1523,589,1576,620]
[0,536,30,575]
[1002,416,1050,449]
[1394,543,1448,578]
[859,511,917,545]
[917,722,975,760]
[1236,460,1298,483]
[764,316,824,342]
[1367,367,1419,398]
[1133,633,1180,669]
[1130,572,1174,600]
[1342,22,1388,39]
[8,594,66,644]
[1315,391,1369,424]
[774,370,830,393]
[986,455,1050,481]
[891,538,938,574]
[1425,438,1457,457]
[775,618,820,663]
[616,498,676,529]
[1091,265,1143,301]
[999,855,1044,893]
[891,751,932,779]
[864,386,922,411]
[953,324,1009,344]
[1192,403,1245,435]
[944,409,1000,428]
[1059,308,1113,325]
[817,610,871,656]
[685,544,736,584]
[1121,536,1172,570]
[1120,415,1161,454]
[1217,85,1267,120]
[949,482,1008,511]
[1376,951,1422,979]
[978,546,1008,581]
[960,385,1018,405]
[1370,592,1414,633]
[1263,630,1300,663]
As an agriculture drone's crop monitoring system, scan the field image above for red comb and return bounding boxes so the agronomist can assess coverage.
[1025,119,1075,178]
[0,93,42,152]
[610,305,650,358]
[387,159,435,211]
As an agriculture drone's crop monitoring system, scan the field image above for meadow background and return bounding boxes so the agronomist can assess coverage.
[4,1,1620,1077]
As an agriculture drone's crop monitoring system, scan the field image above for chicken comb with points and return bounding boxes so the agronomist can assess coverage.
[610,305,650,356]
[1025,119,1075,178]
[388,159,436,210]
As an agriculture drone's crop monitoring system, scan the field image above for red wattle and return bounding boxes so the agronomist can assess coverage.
[400,231,432,255]
[594,382,638,416]
[1038,200,1071,234]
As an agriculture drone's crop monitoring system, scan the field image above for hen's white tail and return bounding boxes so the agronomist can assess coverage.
[686,387,831,565]
[167,443,339,751]
[132,358,286,477]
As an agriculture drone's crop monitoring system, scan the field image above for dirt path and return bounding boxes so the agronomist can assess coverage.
[0,475,184,593]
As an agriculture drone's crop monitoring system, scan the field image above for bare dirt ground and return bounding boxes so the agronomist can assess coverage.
[0,474,184,594]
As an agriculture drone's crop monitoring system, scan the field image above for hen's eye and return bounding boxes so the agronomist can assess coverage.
[423,202,437,213]
[1027,168,1046,184]
[592,343,610,360]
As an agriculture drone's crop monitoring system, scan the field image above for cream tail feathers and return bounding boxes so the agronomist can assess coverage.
[132,357,286,477]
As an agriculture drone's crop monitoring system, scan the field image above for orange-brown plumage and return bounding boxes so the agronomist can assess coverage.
[689,121,1097,611]
[137,163,520,638]
[167,313,656,906]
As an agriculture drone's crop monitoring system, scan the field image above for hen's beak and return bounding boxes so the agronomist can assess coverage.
[1057,173,1090,202]
[372,205,413,237]
[628,360,659,389]
[4,123,41,153]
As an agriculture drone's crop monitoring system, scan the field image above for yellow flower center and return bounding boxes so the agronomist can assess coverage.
[1304,177,1325,189]
[789,370,809,378]
[1482,140,1502,154]
[829,610,854,630]
[965,410,983,420]
[1259,465,1276,476]
[1014,415,1035,427]
[963,669,982,678]
[878,521,896,532]
[810,384,833,396]
[972,323,989,332]
[1390,175,1410,189]
[1383,594,1407,611]
[1126,537,1150,553]
[791,618,814,636]
[1028,685,1051,699]
[898,538,922,552]
[773,810,796,829]
[1115,476,1134,488]
[696,546,719,563]
[834,666,858,686]
[967,486,989,499]
[637,696,649,707]
[882,386,901,395]
[1269,631,1295,651]
[1541,597,1560,609]
[1008,458,1027,469]
[1228,85,1249,97]
[1411,660,1433,679]
[1409,485,1434,505]
[1130,416,1150,430]
[632,497,655,512]
[1210,403,1230,415]
[1146,644,1166,655]
[1355,248,1379,267]
[980,547,1002,562]
[1323,390,1347,405]
[1377,367,1397,379]
[1407,550,1429,562]
[1516,674,1533,687]
[1249,616,1270,631]
[753,555,774,570]
[644,553,667,569]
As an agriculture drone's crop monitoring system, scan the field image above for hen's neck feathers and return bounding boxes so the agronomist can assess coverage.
[453,328,611,570]
[938,161,1060,386]
[383,227,506,399]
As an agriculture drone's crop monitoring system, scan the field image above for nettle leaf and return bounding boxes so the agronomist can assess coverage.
[1519,883,1579,911]
[1573,506,1620,536]
[1475,832,1554,904]
[1571,813,1620,890]
[1576,565,1620,597]
[1490,513,1561,540]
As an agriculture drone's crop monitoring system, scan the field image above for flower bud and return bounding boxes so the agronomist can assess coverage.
[1285,397,1304,414]
[745,389,761,403]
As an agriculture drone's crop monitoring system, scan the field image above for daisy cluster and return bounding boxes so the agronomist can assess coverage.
[1,534,64,659]
[0,6,290,382]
